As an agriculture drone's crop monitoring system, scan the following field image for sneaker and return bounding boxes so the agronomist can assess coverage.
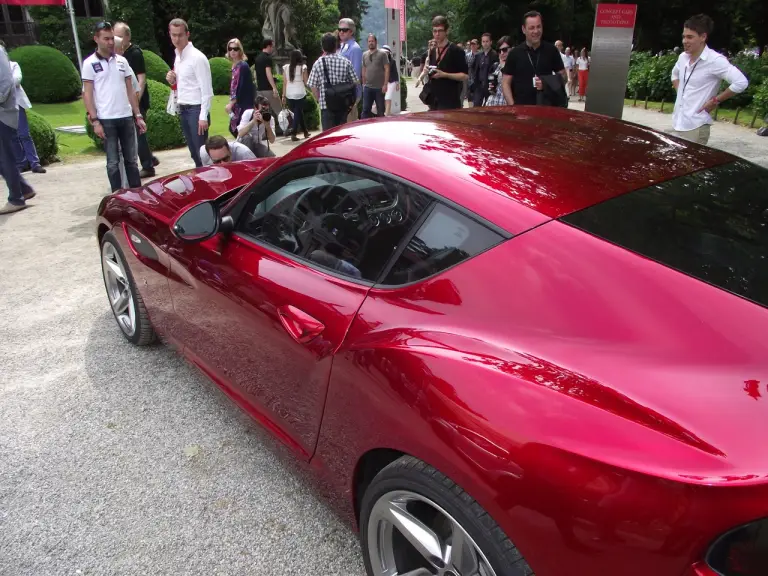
[0,202,27,215]
[140,168,156,178]
[152,156,160,167]
[23,190,36,200]
[31,165,46,174]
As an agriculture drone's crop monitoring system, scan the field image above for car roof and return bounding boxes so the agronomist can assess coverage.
[294,107,735,223]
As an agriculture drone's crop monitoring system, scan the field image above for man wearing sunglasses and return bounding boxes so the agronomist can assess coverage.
[338,17,362,121]
[200,135,256,166]
[82,21,147,193]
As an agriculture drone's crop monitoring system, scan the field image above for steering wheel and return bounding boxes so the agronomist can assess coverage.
[291,185,356,255]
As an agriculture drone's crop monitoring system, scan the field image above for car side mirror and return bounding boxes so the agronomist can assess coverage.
[172,201,220,242]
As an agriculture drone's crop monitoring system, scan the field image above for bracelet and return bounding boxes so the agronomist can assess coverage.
[711,96,720,106]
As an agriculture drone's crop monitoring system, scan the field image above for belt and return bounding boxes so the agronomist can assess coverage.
[178,103,202,109]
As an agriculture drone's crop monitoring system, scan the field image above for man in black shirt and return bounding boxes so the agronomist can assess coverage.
[471,33,499,106]
[502,11,567,106]
[425,15,468,110]
[253,39,282,123]
[114,21,158,177]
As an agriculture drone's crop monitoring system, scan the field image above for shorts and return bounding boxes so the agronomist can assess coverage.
[385,81,398,101]
[669,124,711,146]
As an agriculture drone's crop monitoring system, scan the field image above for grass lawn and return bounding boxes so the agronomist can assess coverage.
[624,98,767,129]
[35,95,234,162]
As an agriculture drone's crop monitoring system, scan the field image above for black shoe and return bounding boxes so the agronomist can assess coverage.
[23,190,36,200]
[19,163,30,173]
[151,156,160,167]
[140,169,156,178]
[31,165,46,174]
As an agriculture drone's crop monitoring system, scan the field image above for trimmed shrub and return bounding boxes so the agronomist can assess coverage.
[209,57,232,95]
[10,45,80,103]
[145,109,185,150]
[720,53,768,110]
[27,6,98,67]
[86,79,185,150]
[144,50,170,85]
[753,79,768,119]
[27,109,58,164]
[626,51,653,99]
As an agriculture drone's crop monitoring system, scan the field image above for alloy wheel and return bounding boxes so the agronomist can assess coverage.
[367,489,498,576]
[101,241,136,337]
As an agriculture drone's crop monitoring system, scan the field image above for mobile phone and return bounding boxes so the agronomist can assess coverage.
[533,76,538,88]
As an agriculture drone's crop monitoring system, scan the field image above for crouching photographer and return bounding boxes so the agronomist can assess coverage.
[237,95,276,157]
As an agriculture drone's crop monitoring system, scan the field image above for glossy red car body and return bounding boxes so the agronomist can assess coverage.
[96,107,768,576]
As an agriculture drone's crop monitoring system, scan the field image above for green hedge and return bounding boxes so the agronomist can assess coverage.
[27,7,99,67]
[86,79,185,150]
[209,57,232,96]
[754,79,768,118]
[10,45,81,104]
[400,76,407,111]
[144,50,170,85]
[27,109,58,164]
[274,75,320,131]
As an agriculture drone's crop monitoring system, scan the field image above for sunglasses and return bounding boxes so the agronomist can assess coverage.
[212,155,231,165]
[499,46,510,53]
[228,46,241,52]
[338,27,350,32]
[94,21,112,32]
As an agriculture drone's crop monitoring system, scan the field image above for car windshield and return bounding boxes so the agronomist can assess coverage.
[561,160,768,309]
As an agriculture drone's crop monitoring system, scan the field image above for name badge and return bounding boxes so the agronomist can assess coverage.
[92,62,103,73]
[117,61,126,72]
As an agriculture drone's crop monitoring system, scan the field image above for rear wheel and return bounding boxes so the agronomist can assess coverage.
[100,231,155,346]
[360,456,533,576]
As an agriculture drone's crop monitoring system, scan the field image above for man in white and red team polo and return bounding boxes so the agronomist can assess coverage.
[82,21,146,192]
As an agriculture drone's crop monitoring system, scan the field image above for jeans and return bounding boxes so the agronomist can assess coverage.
[0,121,34,205]
[286,97,308,135]
[179,105,209,167]
[102,117,140,192]
[14,108,40,169]
[321,108,347,132]
[362,87,385,118]
[136,105,153,171]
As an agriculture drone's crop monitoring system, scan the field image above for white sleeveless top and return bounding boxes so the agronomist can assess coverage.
[283,64,307,99]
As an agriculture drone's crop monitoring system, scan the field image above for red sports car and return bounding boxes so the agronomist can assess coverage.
[96,107,768,576]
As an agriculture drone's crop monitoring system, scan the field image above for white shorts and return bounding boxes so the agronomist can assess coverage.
[385,81,398,101]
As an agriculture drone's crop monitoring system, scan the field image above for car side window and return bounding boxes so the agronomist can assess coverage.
[383,204,504,285]
[237,162,432,282]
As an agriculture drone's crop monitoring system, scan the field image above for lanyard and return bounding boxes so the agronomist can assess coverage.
[682,59,700,97]
[432,43,450,67]
[526,48,540,76]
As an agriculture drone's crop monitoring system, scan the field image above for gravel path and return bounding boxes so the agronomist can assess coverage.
[2,81,766,575]
[0,139,365,575]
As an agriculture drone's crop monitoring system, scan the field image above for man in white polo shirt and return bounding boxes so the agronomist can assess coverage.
[166,18,213,168]
[82,21,146,192]
[670,14,748,145]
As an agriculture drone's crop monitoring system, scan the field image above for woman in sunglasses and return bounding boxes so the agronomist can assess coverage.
[225,38,255,138]
[485,36,511,107]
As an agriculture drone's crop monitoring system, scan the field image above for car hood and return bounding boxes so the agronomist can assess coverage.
[115,158,276,223]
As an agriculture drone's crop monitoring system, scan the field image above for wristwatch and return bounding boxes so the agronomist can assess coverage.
[134,113,144,119]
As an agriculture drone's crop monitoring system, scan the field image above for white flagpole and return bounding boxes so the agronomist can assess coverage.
[65,0,83,74]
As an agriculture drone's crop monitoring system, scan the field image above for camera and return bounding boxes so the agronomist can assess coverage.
[487,73,498,94]
[427,66,438,77]
[261,110,272,122]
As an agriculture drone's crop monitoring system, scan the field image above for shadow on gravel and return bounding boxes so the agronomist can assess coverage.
[83,308,358,544]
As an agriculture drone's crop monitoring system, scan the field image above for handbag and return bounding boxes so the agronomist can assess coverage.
[166,67,178,115]
[322,57,356,112]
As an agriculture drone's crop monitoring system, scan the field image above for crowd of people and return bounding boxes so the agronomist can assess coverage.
[0,10,752,214]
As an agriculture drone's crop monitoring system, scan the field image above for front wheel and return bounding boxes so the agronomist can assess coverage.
[100,231,155,346]
[360,456,533,576]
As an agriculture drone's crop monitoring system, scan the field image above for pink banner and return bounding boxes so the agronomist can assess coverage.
[0,0,64,4]
[384,0,397,8]
[399,0,406,41]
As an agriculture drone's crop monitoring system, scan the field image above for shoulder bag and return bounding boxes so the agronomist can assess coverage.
[322,57,356,113]
[419,43,451,107]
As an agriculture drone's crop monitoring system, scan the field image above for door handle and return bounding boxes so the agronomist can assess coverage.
[277,305,324,344]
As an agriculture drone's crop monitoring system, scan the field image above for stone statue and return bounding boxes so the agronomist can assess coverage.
[261,0,300,53]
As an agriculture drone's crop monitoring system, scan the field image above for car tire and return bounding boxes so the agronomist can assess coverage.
[360,455,533,576]
[100,231,156,346]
